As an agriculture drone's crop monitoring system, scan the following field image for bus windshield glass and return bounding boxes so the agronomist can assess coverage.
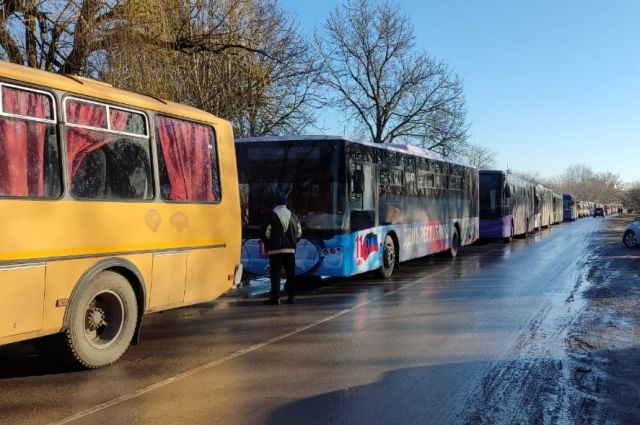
[479,173,503,218]
[237,140,344,231]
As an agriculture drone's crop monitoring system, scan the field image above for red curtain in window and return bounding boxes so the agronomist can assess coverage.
[110,109,131,132]
[66,101,110,177]
[0,90,48,196]
[156,116,215,201]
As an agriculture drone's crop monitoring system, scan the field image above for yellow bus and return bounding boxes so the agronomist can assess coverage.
[0,61,242,368]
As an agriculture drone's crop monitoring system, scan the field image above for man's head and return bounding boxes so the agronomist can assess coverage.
[277,191,288,206]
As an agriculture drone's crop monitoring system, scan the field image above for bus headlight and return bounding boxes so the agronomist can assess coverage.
[321,247,343,257]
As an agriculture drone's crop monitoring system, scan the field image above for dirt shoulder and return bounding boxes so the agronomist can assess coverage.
[566,214,640,423]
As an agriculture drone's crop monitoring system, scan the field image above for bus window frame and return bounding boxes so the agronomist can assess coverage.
[63,96,155,203]
[0,82,61,200]
[0,82,57,124]
[154,114,222,205]
[63,96,150,139]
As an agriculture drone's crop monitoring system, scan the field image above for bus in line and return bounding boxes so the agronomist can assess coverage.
[479,170,535,242]
[535,185,554,230]
[236,136,479,279]
[0,61,242,368]
[551,191,564,224]
[563,193,578,221]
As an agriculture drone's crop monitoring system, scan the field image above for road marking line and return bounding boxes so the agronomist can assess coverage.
[51,265,456,425]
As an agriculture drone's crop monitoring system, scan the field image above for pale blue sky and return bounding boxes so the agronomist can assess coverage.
[282,0,640,183]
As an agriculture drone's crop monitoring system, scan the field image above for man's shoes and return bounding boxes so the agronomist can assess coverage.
[286,296,294,304]
[263,298,280,305]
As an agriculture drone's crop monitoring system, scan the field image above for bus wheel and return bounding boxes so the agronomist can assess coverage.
[61,271,138,369]
[504,223,514,243]
[623,230,637,248]
[448,227,460,258]
[378,234,396,278]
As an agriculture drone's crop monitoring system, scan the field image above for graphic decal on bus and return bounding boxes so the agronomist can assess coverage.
[402,220,449,253]
[355,232,379,266]
[242,238,328,276]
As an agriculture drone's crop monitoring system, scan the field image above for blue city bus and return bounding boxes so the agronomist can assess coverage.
[479,170,535,242]
[236,136,479,278]
[563,193,577,221]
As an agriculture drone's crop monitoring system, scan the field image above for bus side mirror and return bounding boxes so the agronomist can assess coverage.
[504,185,511,198]
[352,170,365,194]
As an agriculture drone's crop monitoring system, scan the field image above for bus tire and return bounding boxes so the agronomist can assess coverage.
[448,227,459,258]
[60,271,138,369]
[623,230,637,248]
[378,234,396,278]
[504,222,514,243]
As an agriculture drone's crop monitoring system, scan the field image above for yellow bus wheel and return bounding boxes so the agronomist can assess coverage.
[62,271,138,369]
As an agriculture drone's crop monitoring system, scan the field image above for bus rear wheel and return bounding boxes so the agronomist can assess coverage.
[378,234,396,278]
[60,271,138,369]
[504,223,514,243]
[623,230,637,248]
[448,227,459,258]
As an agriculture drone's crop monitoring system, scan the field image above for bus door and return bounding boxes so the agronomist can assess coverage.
[503,183,512,217]
[350,162,378,232]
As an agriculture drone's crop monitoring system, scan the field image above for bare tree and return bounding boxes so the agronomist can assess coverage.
[0,0,125,75]
[512,170,550,186]
[104,0,321,136]
[622,182,640,211]
[317,0,468,151]
[0,0,320,136]
[455,142,497,169]
[545,164,622,203]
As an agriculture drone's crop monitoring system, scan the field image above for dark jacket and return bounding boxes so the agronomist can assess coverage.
[261,206,301,254]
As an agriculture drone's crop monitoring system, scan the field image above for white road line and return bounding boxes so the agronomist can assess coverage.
[51,266,454,425]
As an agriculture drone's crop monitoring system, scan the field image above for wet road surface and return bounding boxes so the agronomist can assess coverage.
[1,218,602,424]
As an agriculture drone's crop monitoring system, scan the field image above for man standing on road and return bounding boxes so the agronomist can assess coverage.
[261,191,302,305]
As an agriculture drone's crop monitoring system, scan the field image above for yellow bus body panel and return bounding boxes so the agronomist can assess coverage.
[0,61,241,346]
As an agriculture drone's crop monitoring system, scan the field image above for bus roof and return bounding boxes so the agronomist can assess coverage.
[0,60,224,125]
[479,169,508,175]
[235,135,469,166]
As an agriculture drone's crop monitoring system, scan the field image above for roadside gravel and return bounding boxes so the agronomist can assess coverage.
[566,214,640,423]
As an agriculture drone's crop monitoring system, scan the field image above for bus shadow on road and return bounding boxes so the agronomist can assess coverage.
[0,340,71,378]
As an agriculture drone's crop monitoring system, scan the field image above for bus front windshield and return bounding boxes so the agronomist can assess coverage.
[237,140,345,231]
[479,173,504,219]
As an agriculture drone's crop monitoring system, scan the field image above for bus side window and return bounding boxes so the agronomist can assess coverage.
[352,169,365,194]
[155,115,220,202]
[70,148,107,198]
[105,139,152,199]
[0,85,59,198]
[350,210,375,231]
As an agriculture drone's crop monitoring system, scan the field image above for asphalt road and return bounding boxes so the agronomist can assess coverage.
[0,218,602,425]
